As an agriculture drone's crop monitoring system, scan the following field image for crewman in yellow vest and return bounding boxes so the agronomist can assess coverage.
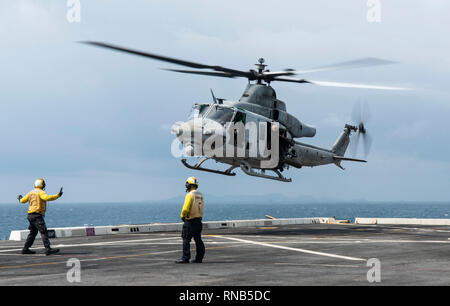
[175,176,205,263]
[17,178,63,255]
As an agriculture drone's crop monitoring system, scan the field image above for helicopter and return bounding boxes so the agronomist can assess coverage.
[81,41,407,182]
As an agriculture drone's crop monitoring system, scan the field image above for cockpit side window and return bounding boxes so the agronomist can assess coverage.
[205,106,235,125]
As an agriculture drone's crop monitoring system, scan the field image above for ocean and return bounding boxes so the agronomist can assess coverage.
[1,202,450,240]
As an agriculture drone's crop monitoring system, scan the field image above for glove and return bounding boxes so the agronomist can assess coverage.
[58,187,63,197]
[17,195,23,201]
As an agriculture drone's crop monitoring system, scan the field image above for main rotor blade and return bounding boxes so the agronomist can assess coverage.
[293,57,397,74]
[308,80,409,90]
[273,77,409,90]
[79,41,251,78]
[271,77,310,84]
[261,70,296,77]
[162,68,236,78]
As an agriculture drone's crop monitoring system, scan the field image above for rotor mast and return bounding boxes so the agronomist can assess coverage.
[255,58,267,84]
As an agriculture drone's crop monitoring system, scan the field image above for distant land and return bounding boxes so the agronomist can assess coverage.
[155,193,371,205]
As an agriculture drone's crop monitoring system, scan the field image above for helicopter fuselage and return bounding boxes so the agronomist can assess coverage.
[173,97,364,182]
[80,41,388,182]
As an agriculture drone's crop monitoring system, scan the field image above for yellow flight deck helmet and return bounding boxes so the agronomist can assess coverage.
[185,176,199,191]
[34,178,46,189]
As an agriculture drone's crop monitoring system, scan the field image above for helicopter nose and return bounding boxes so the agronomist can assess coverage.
[171,123,183,136]
[172,121,196,138]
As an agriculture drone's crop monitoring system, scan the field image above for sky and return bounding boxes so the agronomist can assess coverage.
[0,0,449,203]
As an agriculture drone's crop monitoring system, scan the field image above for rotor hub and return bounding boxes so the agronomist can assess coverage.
[255,58,267,74]
[358,122,366,134]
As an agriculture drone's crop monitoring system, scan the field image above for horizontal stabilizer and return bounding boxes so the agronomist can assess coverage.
[333,156,367,163]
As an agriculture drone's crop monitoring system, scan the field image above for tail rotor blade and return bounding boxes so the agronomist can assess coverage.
[350,100,372,158]
[351,130,361,157]
[363,132,373,158]
[352,100,362,124]
[361,101,371,124]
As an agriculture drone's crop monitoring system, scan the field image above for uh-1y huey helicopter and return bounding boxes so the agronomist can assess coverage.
[81,41,407,182]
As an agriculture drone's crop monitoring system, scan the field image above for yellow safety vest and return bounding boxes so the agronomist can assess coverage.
[180,190,204,220]
[20,188,60,215]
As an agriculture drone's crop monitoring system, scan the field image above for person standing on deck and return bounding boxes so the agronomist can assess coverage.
[175,177,205,264]
[18,178,63,255]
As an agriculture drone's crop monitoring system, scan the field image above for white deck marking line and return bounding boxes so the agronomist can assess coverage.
[0,237,244,256]
[0,236,180,253]
[0,253,47,256]
[75,249,182,263]
[123,241,243,246]
[0,249,183,270]
[273,262,362,268]
[211,235,365,261]
[263,240,450,244]
[0,244,247,269]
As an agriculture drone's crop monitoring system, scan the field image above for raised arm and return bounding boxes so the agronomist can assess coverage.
[19,192,29,203]
[40,193,59,201]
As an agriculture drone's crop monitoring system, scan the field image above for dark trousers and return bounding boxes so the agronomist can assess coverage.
[24,213,51,250]
[181,218,205,262]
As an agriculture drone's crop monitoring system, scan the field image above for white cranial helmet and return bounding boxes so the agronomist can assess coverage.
[34,178,45,189]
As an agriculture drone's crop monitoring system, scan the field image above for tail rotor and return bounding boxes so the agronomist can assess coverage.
[350,101,372,158]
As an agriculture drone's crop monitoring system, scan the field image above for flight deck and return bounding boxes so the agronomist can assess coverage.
[1,221,449,286]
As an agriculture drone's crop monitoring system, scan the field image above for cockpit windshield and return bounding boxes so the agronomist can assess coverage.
[188,104,209,120]
[205,106,235,125]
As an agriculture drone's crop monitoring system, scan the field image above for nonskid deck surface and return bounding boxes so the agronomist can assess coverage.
[0,224,449,285]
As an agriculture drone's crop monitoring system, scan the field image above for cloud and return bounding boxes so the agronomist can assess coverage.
[390,120,431,140]
[0,0,449,203]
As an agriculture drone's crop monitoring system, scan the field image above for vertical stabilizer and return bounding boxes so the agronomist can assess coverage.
[331,125,353,156]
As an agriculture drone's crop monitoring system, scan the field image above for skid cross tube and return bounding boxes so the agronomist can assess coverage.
[181,158,237,176]
[240,161,292,182]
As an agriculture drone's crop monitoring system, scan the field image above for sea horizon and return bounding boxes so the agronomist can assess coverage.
[1,201,450,240]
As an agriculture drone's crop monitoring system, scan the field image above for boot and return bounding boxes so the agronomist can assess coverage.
[22,249,36,255]
[45,248,60,256]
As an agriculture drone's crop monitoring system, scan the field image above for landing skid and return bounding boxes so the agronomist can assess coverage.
[240,161,292,183]
[181,158,237,176]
